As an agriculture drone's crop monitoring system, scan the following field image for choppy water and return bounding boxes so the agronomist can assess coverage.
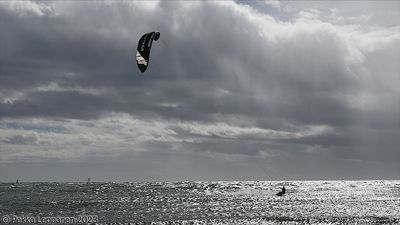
[1,180,399,224]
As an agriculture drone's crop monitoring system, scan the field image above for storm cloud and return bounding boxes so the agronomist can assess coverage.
[0,1,399,181]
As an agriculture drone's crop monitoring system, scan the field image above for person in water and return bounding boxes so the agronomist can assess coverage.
[276,185,286,196]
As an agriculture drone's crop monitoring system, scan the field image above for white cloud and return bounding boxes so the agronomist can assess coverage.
[298,9,321,20]
[0,113,335,162]
[34,82,105,96]
[263,0,281,9]
[0,90,25,104]
[0,0,55,17]
[178,122,333,140]
[129,0,160,12]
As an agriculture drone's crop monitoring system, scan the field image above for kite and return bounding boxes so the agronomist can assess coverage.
[136,31,160,73]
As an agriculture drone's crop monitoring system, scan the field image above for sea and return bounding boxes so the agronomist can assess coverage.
[1,180,399,225]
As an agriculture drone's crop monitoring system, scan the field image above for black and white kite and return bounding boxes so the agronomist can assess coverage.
[136,31,160,73]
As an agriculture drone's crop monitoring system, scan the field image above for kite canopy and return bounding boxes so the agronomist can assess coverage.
[136,31,160,73]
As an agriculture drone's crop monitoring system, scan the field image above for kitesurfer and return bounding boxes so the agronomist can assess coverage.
[276,186,286,196]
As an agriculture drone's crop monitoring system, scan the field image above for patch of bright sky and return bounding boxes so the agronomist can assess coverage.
[235,0,293,22]
[236,0,400,27]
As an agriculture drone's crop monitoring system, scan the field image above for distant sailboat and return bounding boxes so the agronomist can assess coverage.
[16,179,19,184]
[87,178,91,184]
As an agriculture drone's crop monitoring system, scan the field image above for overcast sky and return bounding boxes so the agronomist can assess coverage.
[0,1,399,182]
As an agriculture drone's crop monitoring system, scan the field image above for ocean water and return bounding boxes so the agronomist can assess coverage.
[0,180,399,224]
